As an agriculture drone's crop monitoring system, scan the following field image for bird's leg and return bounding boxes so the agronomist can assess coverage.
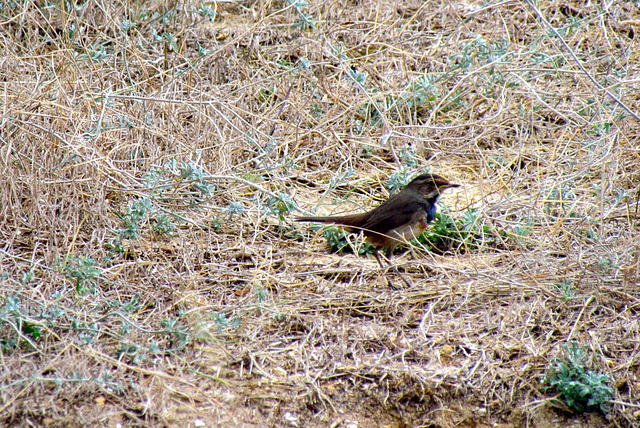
[373,248,396,289]
[386,247,413,288]
[373,248,386,269]
[373,248,412,288]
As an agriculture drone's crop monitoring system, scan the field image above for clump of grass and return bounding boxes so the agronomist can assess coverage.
[196,4,217,22]
[542,342,613,414]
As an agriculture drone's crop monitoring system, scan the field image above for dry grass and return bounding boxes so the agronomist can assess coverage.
[1,0,639,426]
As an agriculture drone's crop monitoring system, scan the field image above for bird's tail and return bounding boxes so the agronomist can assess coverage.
[295,214,365,232]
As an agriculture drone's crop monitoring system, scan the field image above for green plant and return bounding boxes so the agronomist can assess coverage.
[152,213,176,236]
[597,258,613,274]
[512,222,532,246]
[224,202,245,220]
[75,41,110,62]
[254,287,269,304]
[161,31,179,52]
[286,0,315,30]
[265,193,296,222]
[197,42,210,57]
[209,311,241,332]
[20,270,35,285]
[122,292,141,313]
[385,169,411,195]
[257,87,276,104]
[404,75,439,111]
[450,36,510,70]
[160,317,191,351]
[61,256,101,295]
[414,211,464,252]
[552,280,576,301]
[542,342,613,413]
[398,146,419,167]
[544,185,577,218]
[415,208,509,253]
[345,63,367,86]
[196,4,217,21]
[0,295,43,352]
[210,217,223,232]
[460,208,496,246]
[117,197,153,240]
[321,226,374,256]
[173,161,215,199]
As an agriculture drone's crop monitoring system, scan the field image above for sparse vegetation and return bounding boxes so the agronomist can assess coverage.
[1,0,638,426]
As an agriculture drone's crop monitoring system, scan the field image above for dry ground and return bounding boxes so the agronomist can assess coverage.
[1,0,640,426]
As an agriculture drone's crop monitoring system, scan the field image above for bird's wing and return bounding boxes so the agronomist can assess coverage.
[361,198,428,234]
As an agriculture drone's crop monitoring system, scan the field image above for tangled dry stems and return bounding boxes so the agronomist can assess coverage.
[1,0,639,426]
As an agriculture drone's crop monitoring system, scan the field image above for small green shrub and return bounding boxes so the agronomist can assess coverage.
[385,169,411,195]
[542,342,613,413]
[415,209,481,253]
[196,4,217,21]
[265,193,296,222]
[552,280,576,301]
[321,226,374,256]
[224,201,245,220]
[117,197,153,240]
[417,211,463,251]
[61,256,101,295]
[286,0,315,30]
[0,295,43,352]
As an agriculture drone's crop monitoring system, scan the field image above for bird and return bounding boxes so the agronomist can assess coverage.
[296,173,460,287]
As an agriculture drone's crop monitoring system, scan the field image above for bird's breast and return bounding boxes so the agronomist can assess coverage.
[387,216,429,243]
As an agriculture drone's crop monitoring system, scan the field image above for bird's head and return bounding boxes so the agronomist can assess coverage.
[406,173,460,199]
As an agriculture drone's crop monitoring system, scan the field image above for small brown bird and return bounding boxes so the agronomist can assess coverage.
[297,173,460,287]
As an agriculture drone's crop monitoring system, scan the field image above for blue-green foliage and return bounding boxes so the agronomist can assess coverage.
[542,342,613,413]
